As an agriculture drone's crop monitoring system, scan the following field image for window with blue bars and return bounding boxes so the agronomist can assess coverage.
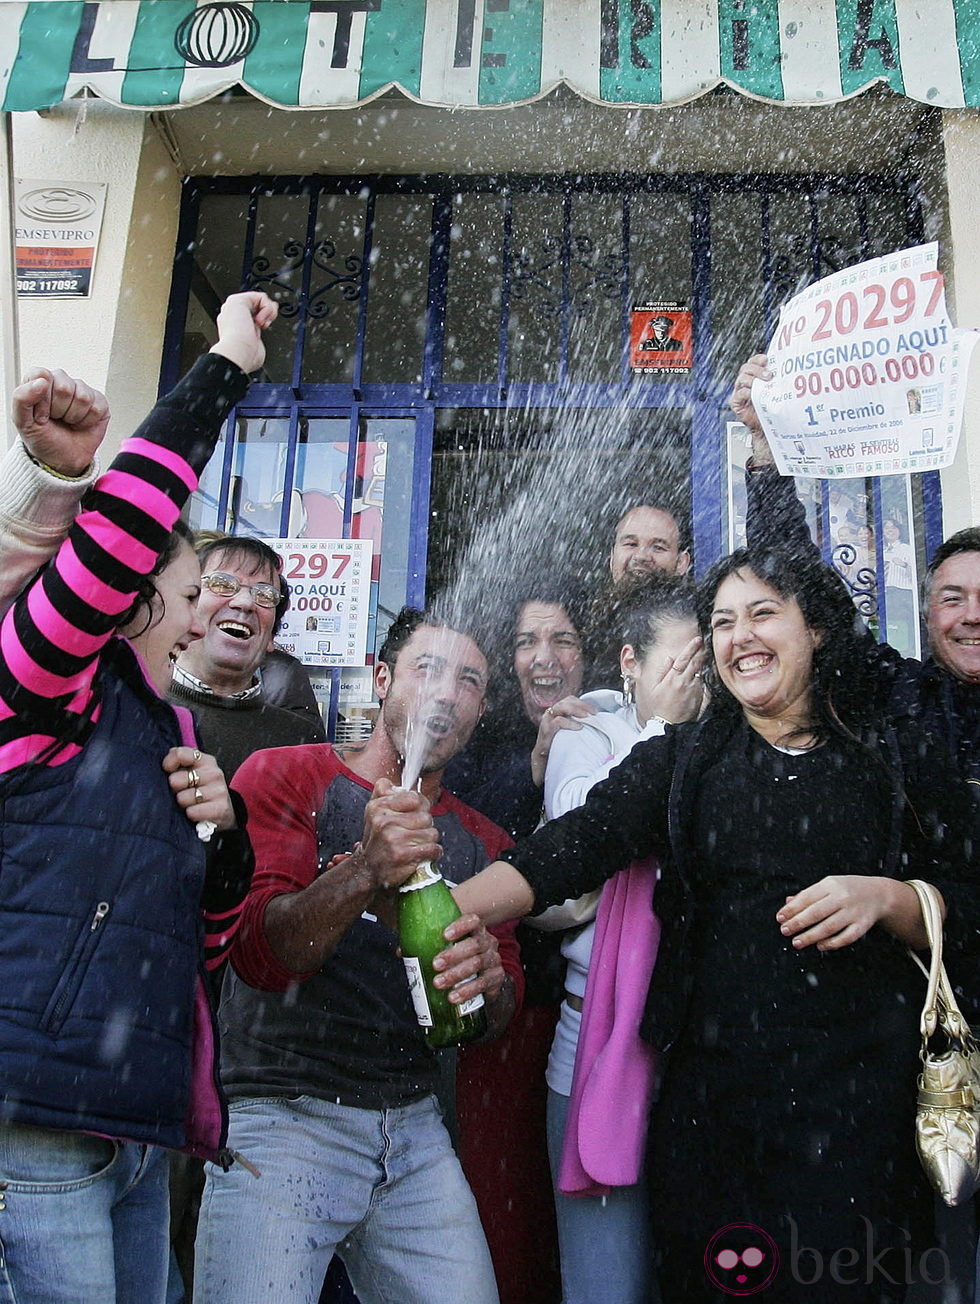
[163,169,932,734]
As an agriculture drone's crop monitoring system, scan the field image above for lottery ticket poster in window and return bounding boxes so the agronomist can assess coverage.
[288,433,387,683]
[230,429,387,699]
[630,303,693,372]
[272,538,373,668]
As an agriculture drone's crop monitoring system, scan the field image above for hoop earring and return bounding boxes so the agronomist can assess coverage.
[622,674,635,706]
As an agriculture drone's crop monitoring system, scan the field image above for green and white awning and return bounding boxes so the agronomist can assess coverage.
[2,0,979,112]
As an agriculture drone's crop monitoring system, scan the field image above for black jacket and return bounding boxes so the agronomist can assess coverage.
[502,709,980,1050]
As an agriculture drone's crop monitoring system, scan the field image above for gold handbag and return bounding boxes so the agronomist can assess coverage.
[907,879,980,1208]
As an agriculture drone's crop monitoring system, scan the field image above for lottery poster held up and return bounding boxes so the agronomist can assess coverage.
[751,242,980,479]
[272,538,373,667]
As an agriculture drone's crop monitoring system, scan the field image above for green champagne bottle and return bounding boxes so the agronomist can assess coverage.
[398,861,488,1048]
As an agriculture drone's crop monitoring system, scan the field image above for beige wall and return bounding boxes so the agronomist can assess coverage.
[6,103,181,456]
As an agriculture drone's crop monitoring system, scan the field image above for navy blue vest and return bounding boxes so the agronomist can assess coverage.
[0,641,207,1148]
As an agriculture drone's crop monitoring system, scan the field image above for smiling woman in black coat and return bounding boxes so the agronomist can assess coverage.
[453,544,980,1304]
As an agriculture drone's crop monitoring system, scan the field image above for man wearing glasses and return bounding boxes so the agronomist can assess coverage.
[166,538,324,1296]
[170,539,325,779]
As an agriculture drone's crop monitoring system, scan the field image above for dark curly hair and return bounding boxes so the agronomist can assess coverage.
[490,575,591,726]
[606,572,696,663]
[118,518,196,639]
[695,546,870,744]
[378,605,488,674]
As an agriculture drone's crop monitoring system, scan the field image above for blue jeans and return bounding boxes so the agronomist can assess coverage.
[0,1122,169,1304]
[546,1088,657,1304]
[195,1094,499,1304]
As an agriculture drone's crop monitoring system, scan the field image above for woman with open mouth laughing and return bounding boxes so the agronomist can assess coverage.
[454,543,980,1303]
[443,575,592,1304]
[0,291,275,1304]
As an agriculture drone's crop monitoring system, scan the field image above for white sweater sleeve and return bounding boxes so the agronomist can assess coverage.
[544,711,666,820]
[528,710,667,932]
[0,440,99,617]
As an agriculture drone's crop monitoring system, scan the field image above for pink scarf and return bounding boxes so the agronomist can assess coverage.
[557,857,660,1197]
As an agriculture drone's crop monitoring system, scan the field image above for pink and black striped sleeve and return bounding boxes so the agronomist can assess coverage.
[0,354,249,774]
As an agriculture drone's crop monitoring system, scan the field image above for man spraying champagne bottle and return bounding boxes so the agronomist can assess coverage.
[195,608,522,1304]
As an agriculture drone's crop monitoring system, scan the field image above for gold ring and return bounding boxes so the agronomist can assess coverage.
[187,769,200,789]
[193,750,201,762]
[194,788,205,804]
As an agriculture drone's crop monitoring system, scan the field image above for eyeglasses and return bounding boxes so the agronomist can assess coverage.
[201,572,281,609]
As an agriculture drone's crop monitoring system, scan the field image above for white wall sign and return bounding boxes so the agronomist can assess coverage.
[15,180,107,298]
[272,538,373,667]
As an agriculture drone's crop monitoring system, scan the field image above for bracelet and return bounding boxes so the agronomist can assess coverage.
[23,445,92,482]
